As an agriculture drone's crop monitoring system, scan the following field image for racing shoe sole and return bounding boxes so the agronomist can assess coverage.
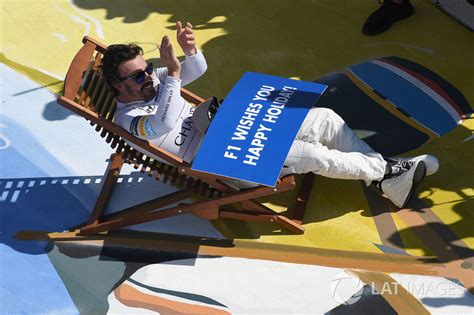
[401,161,426,208]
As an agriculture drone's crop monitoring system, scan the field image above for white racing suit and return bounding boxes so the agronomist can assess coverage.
[114,50,386,187]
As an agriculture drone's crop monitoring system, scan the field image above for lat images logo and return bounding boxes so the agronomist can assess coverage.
[330,271,365,305]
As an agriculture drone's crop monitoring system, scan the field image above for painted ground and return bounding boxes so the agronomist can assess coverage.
[1,0,473,314]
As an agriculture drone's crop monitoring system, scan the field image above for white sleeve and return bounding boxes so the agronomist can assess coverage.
[155,49,207,86]
[179,49,207,86]
[153,76,184,129]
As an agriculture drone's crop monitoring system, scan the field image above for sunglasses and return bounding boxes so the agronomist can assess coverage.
[119,62,153,84]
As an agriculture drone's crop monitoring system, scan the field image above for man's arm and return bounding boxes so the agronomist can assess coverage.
[156,21,207,86]
[153,35,184,130]
[121,21,207,140]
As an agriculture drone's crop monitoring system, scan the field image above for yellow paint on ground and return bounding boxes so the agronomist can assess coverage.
[0,53,63,94]
[391,212,434,257]
[298,177,383,252]
[1,1,226,85]
[215,176,383,252]
[402,118,473,249]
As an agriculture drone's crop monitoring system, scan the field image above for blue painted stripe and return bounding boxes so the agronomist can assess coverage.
[349,62,457,135]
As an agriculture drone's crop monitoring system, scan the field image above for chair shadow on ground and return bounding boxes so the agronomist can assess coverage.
[0,172,186,255]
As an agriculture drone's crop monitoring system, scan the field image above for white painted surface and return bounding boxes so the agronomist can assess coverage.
[108,257,350,314]
[391,273,474,314]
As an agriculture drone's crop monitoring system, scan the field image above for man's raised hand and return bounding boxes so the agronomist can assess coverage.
[176,21,197,56]
[159,35,181,78]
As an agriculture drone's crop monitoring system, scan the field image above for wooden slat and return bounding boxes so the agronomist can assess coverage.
[93,79,108,113]
[141,156,151,173]
[88,73,105,109]
[105,132,114,144]
[133,152,144,169]
[110,135,119,149]
[169,167,180,186]
[175,173,187,189]
[193,179,204,194]
[148,160,158,177]
[155,162,166,180]
[162,164,173,184]
[83,72,100,110]
[64,40,96,100]
[100,128,108,139]
[96,86,111,115]
[105,101,117,121]
[92,51,102,70]
[116,139,126,153]
[100,93,115,118]
[77,64,95,105]
[121,144,130,157]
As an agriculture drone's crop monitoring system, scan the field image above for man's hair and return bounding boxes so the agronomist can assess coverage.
[101,43,144,96]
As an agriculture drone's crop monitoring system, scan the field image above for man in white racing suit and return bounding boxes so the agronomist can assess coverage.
[101,21,438,208]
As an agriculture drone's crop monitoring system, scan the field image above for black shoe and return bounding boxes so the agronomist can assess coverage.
[385,157,417,178]
[362,0,414,35]
[380,160,425,208]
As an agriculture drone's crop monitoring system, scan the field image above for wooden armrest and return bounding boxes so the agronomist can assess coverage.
[181,88,206,105]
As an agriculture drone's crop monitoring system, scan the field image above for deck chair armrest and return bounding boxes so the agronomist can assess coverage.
[181,88,206,105]
[58,96,187,166]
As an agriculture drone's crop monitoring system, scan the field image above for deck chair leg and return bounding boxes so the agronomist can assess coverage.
[98,188,195,222]
[218,209,305,234]
[289,173,315,224]
[79,178,296,235]
[86,153,124,226]
[78,189,194,235]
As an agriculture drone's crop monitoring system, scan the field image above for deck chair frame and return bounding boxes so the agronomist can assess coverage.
[57,36,314,235]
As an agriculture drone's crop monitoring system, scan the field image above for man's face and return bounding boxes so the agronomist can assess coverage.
[114,55,155,102]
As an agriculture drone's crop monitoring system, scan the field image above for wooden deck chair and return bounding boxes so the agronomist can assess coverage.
[57,36,314,236]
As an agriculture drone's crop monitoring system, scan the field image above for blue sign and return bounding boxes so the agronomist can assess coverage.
[192,72,327,186]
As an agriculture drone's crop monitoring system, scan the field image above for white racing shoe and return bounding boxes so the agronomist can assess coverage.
[385,154,439,176]
[380,160,426,208]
